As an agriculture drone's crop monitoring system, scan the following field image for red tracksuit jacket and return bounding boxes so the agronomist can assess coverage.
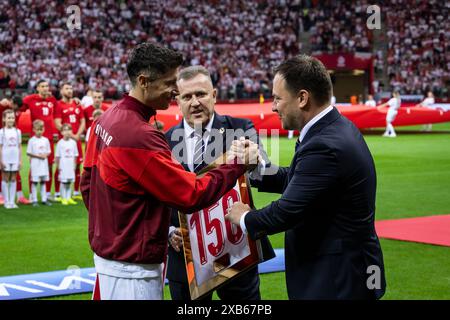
[81,94,245,264]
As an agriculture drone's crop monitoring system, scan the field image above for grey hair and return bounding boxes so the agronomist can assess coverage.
[177,65,211,82]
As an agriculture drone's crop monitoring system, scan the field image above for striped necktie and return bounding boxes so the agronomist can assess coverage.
[193,129,205,173]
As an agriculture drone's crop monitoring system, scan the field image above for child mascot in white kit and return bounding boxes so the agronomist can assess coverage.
[0,109,22,209]
[55,123,78,205]
[379,90,401,138]
[27,119,52,206]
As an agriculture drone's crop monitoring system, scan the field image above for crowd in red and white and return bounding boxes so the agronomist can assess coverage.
[0,0,448,99]
[0,0,303,100]
[385,0,449,97]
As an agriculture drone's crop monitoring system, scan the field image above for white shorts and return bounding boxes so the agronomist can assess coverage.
[386,109,398,123]
[93,254,164,300]
[31,175,49,183]
[59,178,74,184]
[94,273,164,300]
[3,163,19,172]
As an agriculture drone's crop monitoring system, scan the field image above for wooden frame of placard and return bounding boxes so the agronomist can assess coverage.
[178,155,263,300]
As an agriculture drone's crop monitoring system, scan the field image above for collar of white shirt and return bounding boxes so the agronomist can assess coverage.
[298,105,334,143]
[183,114,215,138]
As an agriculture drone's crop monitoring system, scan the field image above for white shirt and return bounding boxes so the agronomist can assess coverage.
[365,99,377,107]
[55,138,79,180]
[421,97,435,107]
[239,105,334,233]
[388,97,401,111]
[27,136,51,177]
[183,115,215,172]
[81,95,94,108]
[299,105,334,143]
[0,127,21,165]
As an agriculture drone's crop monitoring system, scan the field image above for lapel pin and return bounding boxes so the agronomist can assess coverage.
[219,127,225,134]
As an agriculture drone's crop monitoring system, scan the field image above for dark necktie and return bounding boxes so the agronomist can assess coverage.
[193,129,206,173]
[295,138,301,153]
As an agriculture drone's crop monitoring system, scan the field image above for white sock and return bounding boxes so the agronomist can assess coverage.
[31,183,38,203]
[55,192,60,197]
[2,181,9,205]
[9,181,16,205]
[60,183,65,200]
[389,124,396,136]
[41,184,47,202]
[386,123,392,135]
[17,190,23,198]
[65,184,72,200]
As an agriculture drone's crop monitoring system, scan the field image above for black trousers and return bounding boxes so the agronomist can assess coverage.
[168,266,261,301]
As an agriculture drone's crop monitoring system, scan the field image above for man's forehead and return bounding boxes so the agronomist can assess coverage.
[177,74,213,93]
[272,73,285,93]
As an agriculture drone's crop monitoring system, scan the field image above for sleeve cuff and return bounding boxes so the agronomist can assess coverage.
[168,226,176,237]
[239,211,249,234]
[248,158,266,181]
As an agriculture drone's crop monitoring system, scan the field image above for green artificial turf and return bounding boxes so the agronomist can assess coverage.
[1,122,450,300]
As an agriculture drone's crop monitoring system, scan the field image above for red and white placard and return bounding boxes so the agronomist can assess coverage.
[179,174,261,300]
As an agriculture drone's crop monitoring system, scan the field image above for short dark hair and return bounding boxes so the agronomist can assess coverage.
[273,54,332,106]
[178,65,211,82]
[60,82,72,89]
[126,42,183,86]
[36,79,47,88]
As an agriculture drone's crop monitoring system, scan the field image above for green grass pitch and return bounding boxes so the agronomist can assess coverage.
[1,123,449,300]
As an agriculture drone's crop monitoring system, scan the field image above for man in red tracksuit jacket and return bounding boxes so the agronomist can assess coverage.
[81,42,248,300]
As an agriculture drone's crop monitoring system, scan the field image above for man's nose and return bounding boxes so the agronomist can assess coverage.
[191,95,200,106]
[271,101,278,112]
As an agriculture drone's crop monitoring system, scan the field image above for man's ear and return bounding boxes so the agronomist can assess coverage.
[212,88,217,103]
[137,75,149,89]
[297,89,309,109]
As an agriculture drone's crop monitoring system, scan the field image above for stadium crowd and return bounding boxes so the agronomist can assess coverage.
[385,0,449,97]
[0,0,448,99]
[309,1,373,53]
[0,0,304,100]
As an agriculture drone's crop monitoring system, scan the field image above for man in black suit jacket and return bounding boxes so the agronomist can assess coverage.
[165,66,274,300]
[226,55,386,300]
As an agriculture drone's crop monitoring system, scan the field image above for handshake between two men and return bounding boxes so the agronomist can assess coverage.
[224,137,260,228]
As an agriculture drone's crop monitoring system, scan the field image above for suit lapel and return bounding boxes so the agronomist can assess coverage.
[301,107,340,145]
[285,108,340,187]
[204,112,227,159]
[168,121,190,172]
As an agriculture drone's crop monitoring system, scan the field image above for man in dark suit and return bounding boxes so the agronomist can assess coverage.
[165,65,274,300]
[226,55,386,300]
